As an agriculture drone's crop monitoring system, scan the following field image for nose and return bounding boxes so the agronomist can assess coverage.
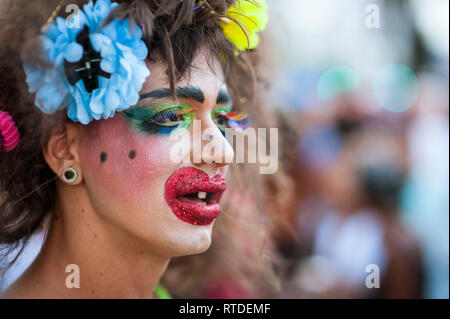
[190,116,234,169]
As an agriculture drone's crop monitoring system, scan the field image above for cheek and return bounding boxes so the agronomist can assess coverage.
[79,116,175,203]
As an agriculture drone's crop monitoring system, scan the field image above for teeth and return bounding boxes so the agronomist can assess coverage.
[198,192,207,199]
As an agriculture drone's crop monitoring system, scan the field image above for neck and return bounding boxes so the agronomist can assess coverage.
[27,181,170,298]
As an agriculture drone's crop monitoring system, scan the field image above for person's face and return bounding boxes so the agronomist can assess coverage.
[78,50,235,257]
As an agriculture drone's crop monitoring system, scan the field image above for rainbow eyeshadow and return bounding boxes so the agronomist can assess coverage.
[122,103,195,136]
[123,103,250,136]
[211,105,250,135]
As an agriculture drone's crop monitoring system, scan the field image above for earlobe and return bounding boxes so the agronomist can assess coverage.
[61,167,80,185]
[43,122,83,185]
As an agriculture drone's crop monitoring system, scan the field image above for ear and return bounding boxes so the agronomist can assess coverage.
[43,121,84,185]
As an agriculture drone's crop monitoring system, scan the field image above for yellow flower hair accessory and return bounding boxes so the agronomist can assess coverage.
[220,0,268,53]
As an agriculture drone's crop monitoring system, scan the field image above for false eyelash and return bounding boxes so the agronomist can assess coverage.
[153,109,181,122]
[139,108,194,135]
[148,107,194,125]
[217,111,250,131]
[124,107,195,136]
[220,111,249,122]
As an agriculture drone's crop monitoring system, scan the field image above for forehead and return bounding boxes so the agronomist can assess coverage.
[142,50,226,95]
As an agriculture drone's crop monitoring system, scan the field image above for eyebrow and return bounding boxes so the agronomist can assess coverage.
[140,85,205,104]
[140,86,232,105]
[216,89,232,105]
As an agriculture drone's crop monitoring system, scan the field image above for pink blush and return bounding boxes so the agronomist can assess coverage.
[79,114,174,202]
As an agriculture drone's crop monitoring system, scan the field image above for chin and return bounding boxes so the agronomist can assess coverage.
[191,227,213,253]
[170,224,214,257]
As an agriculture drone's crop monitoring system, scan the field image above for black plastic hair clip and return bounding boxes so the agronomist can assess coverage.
[63,25,111,93]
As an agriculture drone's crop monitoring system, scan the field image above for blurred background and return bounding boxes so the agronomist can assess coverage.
[260,0,449,299]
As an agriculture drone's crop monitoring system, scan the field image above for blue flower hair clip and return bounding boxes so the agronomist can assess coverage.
[23,0,150,124]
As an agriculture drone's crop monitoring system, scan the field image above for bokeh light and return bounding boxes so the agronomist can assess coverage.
[317,66,360,101]
[373,64,420,112]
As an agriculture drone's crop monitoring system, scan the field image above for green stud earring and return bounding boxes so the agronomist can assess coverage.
[62,167,78,184]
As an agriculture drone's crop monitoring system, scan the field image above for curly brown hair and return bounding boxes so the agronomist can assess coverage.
[0,0,284,297]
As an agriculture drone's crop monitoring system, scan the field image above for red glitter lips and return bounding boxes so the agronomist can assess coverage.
[164,167,226,226]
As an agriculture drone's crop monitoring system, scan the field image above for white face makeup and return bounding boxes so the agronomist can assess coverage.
[77,50,235,258]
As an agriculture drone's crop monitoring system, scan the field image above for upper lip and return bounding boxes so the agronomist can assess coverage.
[166,167,226,205]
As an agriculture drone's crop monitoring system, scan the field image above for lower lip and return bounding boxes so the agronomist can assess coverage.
[164,167,226,226]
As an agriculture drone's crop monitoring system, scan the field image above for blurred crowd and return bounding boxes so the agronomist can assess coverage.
[262,0,449,299]
[274,88,447,298]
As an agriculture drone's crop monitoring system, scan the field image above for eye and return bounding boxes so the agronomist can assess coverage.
[214,115,228,126]
[149,108,195,127]
[152,109,184,126]
[212,110,250,134]
[212,114,228,135]
[123,105,194,136]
